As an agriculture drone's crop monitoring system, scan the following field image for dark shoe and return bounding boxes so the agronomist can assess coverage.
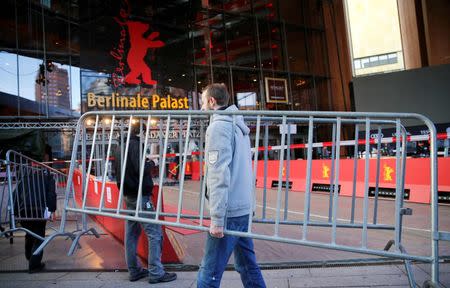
[28,263,45,274]
[149,272,177,284]
[129,269,149,282]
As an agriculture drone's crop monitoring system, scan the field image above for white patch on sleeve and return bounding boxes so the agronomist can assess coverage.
[208,150,219,165]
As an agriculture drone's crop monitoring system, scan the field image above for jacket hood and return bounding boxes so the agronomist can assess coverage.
[211,105,250,135]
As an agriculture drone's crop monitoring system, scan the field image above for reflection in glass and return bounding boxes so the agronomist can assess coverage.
[237,92,256,109]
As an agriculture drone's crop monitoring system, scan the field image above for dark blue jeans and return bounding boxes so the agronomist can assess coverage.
[124,195,165,280]
[197,214,266,288]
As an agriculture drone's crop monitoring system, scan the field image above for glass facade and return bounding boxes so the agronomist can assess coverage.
[0,0,332,118]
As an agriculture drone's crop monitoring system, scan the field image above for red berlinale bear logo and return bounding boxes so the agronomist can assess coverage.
[124,21,164,85]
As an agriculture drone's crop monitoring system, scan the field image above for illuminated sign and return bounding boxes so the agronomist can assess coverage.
[87,93,189,110]
[110,0,164,87]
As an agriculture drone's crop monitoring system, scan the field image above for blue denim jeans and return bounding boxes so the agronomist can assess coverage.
[197,214,266,288]
[124,195,165,280]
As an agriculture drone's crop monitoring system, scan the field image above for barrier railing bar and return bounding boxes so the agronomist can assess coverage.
[177,115,191,223]
[82,115,99,210]
[284,123,291,221]
[373,125,382,224]
[394,119,402,250]
[198,120,205,209]
[64,205,432,263]
[328,123,336,222]
[155,115,171,220]
[274,116,287,237]
[136,116,152,217]
[116,116,133,215]
[262,123,269,220]
[98,115,115,212]
[398,126,408,243]
[199,119,207,226]
[81,123,87,229]
[350,124,359,224]
[331,118,341,244]
[6,155,17,228]
[362,118,371,248]
[302,116,314,240]
[248,115,261,233]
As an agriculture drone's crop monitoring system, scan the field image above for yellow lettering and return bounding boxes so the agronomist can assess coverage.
[183,98,188,109]
[130,97,137,108]
[105,96,111,107]
[160,97,167,109]
[152,94,160,108]
[119,96,128,107]
[97,96,105,108]
[142,98,149,109]
[178,98,184,109]
[88,93,96,107]
[170,98,177,109]
[137,93,141,108]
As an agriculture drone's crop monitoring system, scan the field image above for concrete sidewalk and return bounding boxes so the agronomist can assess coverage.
[0,263,448,288]
[2,182,450,287]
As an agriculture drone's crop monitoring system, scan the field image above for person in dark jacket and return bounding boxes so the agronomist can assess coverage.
[116,126,176,284]
[18,145,56,273]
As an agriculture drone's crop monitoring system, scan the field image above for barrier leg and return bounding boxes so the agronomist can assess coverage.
[399,245,417,288]
[68,228,100,256]
[32,231,79,256]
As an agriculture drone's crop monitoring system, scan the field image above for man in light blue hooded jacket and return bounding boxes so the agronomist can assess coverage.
[197,83,266,288]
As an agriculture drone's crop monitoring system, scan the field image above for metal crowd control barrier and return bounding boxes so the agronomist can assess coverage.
[0,150,89,254]
[0,159,13,242]
[64,110,441,287]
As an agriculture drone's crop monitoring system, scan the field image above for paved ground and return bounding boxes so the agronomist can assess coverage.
[1,181,450,287]
[0,263,449,287]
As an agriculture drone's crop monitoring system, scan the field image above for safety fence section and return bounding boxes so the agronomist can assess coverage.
[0,160,12,241]
[0,150,85,250]
[60,110,442,287]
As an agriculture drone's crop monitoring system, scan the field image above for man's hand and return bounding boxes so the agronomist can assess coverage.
[209,224,224,238]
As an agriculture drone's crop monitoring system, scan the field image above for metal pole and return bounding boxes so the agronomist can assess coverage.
[156,115,171,219]
[373,125,382,224]
[275,116,287,236]
[331,118,341,244]
[262,123,269,219]
[362,118,371,248]
[284,123,291,220]
[328,124,336,222]
[98,116,116,211]
[394,120,402,249]
[116,116,133,215]
[248,115,261,232]
[177,115,191,222]
[350,124,359,223]
[302,116,314,240]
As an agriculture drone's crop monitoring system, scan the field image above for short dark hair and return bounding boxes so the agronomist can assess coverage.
[203,83,230,106]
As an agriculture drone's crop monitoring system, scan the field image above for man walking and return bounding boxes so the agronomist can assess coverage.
[116,126,177,284]
[197,83,266,288]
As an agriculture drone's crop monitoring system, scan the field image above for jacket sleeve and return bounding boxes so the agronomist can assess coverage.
[206,122,233,227]
[45,172,57,212]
